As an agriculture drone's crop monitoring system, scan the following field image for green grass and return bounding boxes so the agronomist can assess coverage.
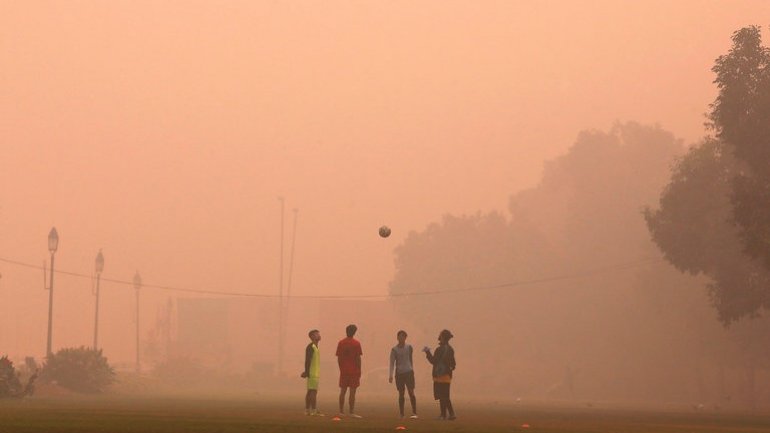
[1,395,769,433]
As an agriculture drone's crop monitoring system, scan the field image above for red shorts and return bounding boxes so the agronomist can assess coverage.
[339,374,360,389]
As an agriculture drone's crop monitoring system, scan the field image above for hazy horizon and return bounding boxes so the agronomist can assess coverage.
[2,3,770,409]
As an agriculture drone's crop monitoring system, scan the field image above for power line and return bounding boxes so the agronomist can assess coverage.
[0,256,277,298]
[389,256,664,297]
[0,255,665,300]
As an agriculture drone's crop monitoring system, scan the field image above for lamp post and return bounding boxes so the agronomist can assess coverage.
[133,271,142,373]
[278,196,285,375]
[0,273,3,350]
[92,249,104,350]
[46,227,59,357]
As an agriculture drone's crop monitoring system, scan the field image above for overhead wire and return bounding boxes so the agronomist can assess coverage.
[0,255,666,300]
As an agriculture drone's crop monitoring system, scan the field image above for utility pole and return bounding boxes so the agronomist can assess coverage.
[277,196,285,375]
[93,249,104,350]
[133,271,142,373]
[285,208,298,354]
[287,208,298,299]
[46,227,59,357]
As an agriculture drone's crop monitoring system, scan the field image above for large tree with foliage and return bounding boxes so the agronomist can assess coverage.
[644,139,770,324]
[642,27,770,408]
[646,27,770,324]
[710,26,770,268]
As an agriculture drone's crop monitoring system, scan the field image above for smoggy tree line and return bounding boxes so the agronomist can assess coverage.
[391,122,697,400]
[388,27,770,405]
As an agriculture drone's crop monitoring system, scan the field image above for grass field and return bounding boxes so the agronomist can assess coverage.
[1,395,769,433]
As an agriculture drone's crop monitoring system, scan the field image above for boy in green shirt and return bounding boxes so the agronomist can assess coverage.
[301,329,323,416]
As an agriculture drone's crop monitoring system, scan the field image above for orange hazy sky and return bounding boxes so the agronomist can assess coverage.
[1,1,769,360]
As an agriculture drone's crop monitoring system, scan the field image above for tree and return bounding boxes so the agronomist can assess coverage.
[709,26,770,269]
[644,139,770,324]
[645,27,770,324]
[643,27,770,407]
[0,356,37,398]
[389,210,558,395]
[389,210,554,341]
[390,122,699,400]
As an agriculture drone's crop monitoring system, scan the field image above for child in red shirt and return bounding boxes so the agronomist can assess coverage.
[336,324,363,418]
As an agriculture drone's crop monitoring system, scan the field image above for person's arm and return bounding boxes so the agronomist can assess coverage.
[302,345,312,377]
[356,341,363,372]
[447,346,456,373]
[409,345,414,369]
[425,347,435,365]
[389,348,396,382]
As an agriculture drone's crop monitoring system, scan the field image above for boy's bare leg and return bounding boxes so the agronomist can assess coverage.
[407,388,417,415]
[349,387,357,414]
[338,387,347,414]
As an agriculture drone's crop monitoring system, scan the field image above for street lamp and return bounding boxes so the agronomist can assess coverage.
[92,249,104,350]
[277,197,285,375]
[46,227,59,357]
[133,271,142,373]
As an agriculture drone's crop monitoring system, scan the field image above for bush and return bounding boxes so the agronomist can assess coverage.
[0,356,22,398]
[41,347,115,393]
[0,356,37,398]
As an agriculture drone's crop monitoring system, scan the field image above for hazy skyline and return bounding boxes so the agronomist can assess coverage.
[2,1,769,362]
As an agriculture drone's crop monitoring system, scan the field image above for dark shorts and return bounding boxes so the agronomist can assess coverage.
[395,371,415,393]
[433,382,451,400]
[339,374,360,389]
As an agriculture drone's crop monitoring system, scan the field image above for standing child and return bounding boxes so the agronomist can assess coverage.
[389,330,418,419]
[301,329,323,416]
[336,324,363,418]
[423,329,456,420]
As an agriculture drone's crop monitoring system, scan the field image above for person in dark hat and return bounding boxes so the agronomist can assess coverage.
[422,329,456,420]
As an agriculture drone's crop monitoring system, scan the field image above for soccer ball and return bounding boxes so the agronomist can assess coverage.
[379,226,391,238]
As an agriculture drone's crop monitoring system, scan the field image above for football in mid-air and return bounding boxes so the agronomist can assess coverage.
[379,225,391,238]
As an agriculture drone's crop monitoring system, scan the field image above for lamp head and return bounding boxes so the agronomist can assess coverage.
[133,271,142,290]
[95,249,104,274]
[48,227,59,253]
